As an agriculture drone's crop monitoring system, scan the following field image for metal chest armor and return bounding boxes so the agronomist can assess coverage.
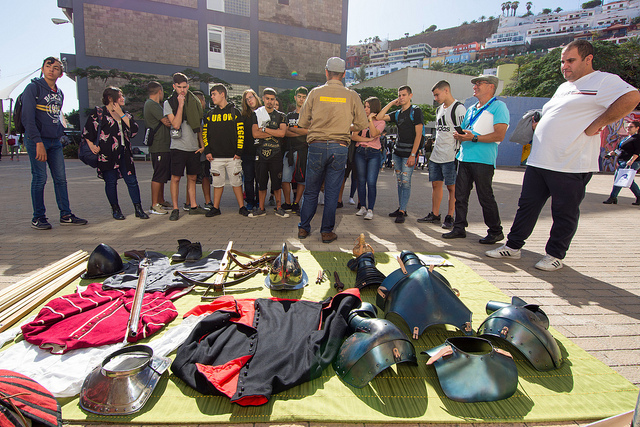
[423,336,518,403]
[478,296,562,371]
[334,303,417,388]
[377,251,473,338]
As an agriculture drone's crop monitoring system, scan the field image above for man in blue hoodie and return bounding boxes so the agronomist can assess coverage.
[22,57,87,230]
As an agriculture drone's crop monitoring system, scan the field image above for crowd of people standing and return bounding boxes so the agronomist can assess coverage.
[20,42,640,272]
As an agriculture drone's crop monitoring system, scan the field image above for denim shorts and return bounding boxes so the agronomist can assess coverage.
[428,160,457,185]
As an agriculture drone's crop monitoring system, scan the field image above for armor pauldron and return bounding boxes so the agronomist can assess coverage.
[423,336,518,403]
[377,251,473,338]
[334,302,417,388]
[478,296,562,371]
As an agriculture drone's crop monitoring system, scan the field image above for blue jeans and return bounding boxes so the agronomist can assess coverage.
[103,154,141,206]
[392,153,414,212]
[355,146,383,210]
[610,159,640,199]
[25,136,71,221]
[299,142,347,233]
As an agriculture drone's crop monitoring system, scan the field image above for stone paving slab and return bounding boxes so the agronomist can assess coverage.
[1,158,638,426]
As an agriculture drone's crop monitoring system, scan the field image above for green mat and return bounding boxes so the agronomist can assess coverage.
[57,251,638,424]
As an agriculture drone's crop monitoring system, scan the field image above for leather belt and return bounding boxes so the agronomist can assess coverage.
[311,139,349,147]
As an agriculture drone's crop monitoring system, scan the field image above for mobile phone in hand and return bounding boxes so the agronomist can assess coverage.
[454,126,465,134]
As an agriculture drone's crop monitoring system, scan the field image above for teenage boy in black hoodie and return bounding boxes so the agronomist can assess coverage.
[202,84,248,217]
[22,56,87,230]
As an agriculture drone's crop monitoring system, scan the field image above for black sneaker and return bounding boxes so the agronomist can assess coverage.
[60,214,88,226]
[337,201,344,208]
[188,205,207,215]
[203,202,214,211]
[442,215,454,229]
[291,203,300,214]
[395,214,405,224]
[238,206,250,216]
[31,217,52,230]
[388,208,407,217]
[281,203,293,212]
[206,207,222,217]
[417,212,441,223]
[169,209,180,221]
[182,203,190,211]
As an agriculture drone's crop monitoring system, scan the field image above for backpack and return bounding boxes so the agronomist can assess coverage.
[394,105,425,149]
[13,84,41,134]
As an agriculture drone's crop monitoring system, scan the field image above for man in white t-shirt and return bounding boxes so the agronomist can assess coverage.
[417,80,466,229]
[486,40,640,271]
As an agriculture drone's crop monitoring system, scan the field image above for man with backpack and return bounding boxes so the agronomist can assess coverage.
[417,80,466,229]
[377,85,424,224]
[21,56,87,230]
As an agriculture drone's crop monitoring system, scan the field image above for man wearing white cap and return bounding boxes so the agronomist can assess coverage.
[297,57,368,243]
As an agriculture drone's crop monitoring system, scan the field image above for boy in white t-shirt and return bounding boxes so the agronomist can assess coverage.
[486,40,640,271]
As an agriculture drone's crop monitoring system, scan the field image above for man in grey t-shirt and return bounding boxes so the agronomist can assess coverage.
[163,72,205,220]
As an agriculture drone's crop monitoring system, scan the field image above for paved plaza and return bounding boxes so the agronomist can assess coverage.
[1,156,639,425]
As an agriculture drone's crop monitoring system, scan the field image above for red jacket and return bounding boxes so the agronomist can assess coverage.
[21,283,179,354]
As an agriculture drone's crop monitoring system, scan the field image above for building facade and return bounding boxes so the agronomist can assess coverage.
[57,0,348,116]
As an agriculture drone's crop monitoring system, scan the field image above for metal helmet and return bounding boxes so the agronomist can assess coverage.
[80,345,171,415]
[81,244,125,279]
[265,243,308,290]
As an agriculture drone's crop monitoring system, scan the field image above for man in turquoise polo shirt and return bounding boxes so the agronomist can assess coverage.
[442,74,509,244]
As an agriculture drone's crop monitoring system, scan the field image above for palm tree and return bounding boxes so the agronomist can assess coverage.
[501,2,507,16]
[554,7,563,13]
[505,1,512,16]
[512,1,519,16]
[526,1,532,14]
[480,15,486,22]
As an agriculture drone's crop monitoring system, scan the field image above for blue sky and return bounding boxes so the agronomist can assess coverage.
[0,0,585,113]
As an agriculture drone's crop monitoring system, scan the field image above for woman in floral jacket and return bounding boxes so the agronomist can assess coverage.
[83,87,148,220]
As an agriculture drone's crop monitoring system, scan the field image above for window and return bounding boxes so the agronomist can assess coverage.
[207,0,225,12]
[208,25,225,69]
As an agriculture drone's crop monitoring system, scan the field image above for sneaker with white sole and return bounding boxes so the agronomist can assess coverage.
[274,207,290,218]
[248,208,266,218]
[535,254,563,271]
[364,209,374,220]
[348,197,356,205]
[485,244,521,259]
[150,203,168,215]
[355,206,367,216]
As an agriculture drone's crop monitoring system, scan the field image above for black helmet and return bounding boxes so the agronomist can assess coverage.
[81,244,125,279]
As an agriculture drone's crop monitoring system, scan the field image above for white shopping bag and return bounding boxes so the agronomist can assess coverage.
[614,168,637,188]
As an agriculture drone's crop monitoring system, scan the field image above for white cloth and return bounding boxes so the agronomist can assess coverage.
[430,101,466,164]
[527,71,637,173]
[254,106,271,128]
[0,315,205,397]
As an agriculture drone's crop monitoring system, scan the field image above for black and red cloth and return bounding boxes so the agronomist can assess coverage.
[171,289,361,406]
[0,370,61,427]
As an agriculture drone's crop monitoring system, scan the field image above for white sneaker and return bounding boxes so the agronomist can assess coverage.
[535,254,563,271]
[349,197,356,205]
[355,206,367,216]
[364,209,374,220]
[150,203,168,215]
[485,244,521,259]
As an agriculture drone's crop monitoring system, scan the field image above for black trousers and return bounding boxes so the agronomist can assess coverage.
[506,166,592,259]
[453,161,502,235]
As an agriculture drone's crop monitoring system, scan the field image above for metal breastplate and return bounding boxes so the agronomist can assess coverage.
[377,251,473,338]
[80,345,171,415]
[334,303,417,388]
[478,296,562,371]
[423,336,518,402]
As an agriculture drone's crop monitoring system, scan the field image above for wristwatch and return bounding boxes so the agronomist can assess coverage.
[471,135,478,143]
[410,153,416,157]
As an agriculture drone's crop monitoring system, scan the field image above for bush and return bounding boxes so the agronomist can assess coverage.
[64,143,79,159]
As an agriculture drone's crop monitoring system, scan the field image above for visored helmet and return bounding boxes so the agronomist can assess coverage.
[81,243,125,279]
[265,243,308,290]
